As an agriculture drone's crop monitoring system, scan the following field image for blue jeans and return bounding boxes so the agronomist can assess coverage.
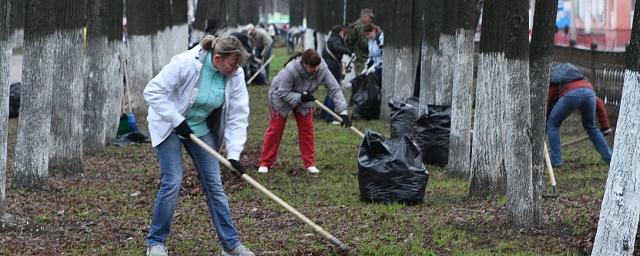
[255,45,273,79]
[546,88,612,166]
[146,132,240,250]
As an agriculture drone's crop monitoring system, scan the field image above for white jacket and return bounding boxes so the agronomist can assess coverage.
[144,45,250,160]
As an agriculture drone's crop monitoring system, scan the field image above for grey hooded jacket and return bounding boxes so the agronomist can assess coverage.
[268,58,348,117]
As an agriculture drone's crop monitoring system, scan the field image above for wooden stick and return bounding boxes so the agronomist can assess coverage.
[247,55,275,84]
[543,141,559,197]
[561,128,613,148]
[313,98,365,138]
[123,58,133,114]
[189,134,351,252]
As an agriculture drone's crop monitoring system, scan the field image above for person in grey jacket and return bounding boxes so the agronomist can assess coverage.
[143,35,255,256]
[257,49,351,174]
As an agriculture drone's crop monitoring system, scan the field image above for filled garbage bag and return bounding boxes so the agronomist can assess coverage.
[389,97,419,139]
[9,82,20,118]
[351,73,381,120]
[413,105,451,167]
[358,130,429,204]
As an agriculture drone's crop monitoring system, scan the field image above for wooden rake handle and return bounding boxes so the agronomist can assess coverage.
[306,93,365,138]
[247,55,275,84]
[189,134,351,252]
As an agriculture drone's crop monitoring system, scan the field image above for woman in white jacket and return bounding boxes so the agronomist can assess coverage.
[143,35,254,256]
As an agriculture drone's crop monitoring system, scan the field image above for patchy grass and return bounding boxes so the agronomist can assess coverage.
[0,47,615,255]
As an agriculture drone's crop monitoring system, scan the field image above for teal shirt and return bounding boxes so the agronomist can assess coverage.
[185,52,225,137]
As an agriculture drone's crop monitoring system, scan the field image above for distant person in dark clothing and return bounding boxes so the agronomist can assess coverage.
[320,25,352,123]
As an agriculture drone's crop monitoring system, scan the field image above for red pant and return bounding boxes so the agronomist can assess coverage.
[259,108,315,169]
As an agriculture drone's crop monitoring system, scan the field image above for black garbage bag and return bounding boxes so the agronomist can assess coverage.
[358,130,429,204]
[389,97,419,139]
[9,82,20,118]
[413,105,451,167]
[351,73,381,120]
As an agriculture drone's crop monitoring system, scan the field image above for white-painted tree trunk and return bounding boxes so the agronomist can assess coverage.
[127,35,154,115]
[304,28,315,50]
[0,2,11,214]
[447,29,475,178]
[380,45,397,120]
[592,70,640,256]
[316,32,326,53]
[191,30,204,47]
[504,59,534,227]
[13,33,57,188]
[152,27,174,76]
[393,46,414,102]
[418,42,437,115]
[529,57,552,222]
[172,24,189,55]
[50,29,86,173]
[84,37,123,152]
[435,34,456,106]
[469,52,507,197]
[12,29,23,50]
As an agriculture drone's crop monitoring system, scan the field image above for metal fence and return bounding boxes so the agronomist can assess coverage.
[551,45,626,122]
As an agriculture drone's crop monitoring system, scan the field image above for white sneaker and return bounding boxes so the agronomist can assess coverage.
[147,244,168,256]
[306,166,320,174]
[257,166,269,173]
[222,243,255,256]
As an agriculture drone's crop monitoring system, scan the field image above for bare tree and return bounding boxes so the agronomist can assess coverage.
[0,0,12,215]
[447,0,479,178]
[469,0,507,198]
[13,0,57,188]
[529,0,559,225]
[83,0,124,153]
[592,1,640,254]
[418,0,442,114]
[48,0,87,175]
[126,0,156,116]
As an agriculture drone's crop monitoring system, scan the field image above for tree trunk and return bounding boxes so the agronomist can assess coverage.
[84,0,123,153]
[0,0,12,215]
[13,0,56,189]
[379,0,398,120]
[11,0,23,49]
[226,0,238,27]
[503,0,534,228]
[529,0,558,226]
[392,0,415,102]
[126,0,156,116]
[49,0,87,175]
[418,0,442,115]
[469,0,507,198]
[151,0,173,75]
[434,0,458,106]
[592,1,640,254]
[289,0,304,26]
[194,0,210,32]
[172,0,188,55]
[447,0,479,178]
